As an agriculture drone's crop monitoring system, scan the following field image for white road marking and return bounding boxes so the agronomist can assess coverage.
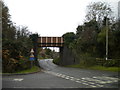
[102,76,119,80]
[75,81,81,83]
[81,80,87,82]
[82,77,107,84]
[57,74,63,77]
[13,78,23,81]
[80,79,104,87]
[14,87,24,88]
[65,77,70,79]
[42,70,118,88]
[95,84,104,87]
[70,78,74,81]
[93,76,119,81]
[89,85,97,87]
[61,75,66,78]
[89,82,95,84]
[82,83,89,85]
[61,75,66,77]
[66,76,70,78]
[70,77,74,78]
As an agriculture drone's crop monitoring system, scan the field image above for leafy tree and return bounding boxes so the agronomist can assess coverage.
[2,1,33,73]
[45,48,52,56]
[30,33,39,65]
[2,1,16,43]
[61,2,119,67]
[109,20,120,59]
[62,32,76,47]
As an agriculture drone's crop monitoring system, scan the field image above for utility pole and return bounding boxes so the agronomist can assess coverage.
[106,17,108,60]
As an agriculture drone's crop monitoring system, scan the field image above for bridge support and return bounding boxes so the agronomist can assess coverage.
[59,46,78,65]
[36,36,78,66]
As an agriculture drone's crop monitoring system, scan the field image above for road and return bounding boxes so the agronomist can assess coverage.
[2,59,119,89]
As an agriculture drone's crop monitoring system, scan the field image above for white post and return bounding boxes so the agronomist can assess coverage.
[30,48,34,68]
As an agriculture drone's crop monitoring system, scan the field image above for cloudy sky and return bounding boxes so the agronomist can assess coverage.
[3,0,119,37]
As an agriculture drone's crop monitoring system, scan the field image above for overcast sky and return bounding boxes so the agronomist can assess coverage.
[3,0,119,37]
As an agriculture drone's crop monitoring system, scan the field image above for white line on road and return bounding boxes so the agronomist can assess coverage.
[13,78,23,81]
[82,77,107,84]
[42,70,118,88]
[65,77,70,80]
[93,76,119,82]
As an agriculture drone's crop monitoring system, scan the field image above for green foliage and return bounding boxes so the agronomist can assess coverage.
[66,65,119,72]
[2,2,33,73]
[29,33,39,64]
[62,32,75,46]
[53,58,60,65]
[62,2,120,67]
[15,66,40,74]
[16,58,31,71]
[103,59,120,67]
[45,48,52,56]
[97,27,106,43]
[2,50,18,73]
[79,53,97,67]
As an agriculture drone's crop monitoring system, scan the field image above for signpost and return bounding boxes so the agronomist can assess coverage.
[30,48,35,68]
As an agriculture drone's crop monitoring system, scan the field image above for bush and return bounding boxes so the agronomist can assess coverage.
[53,58,60,65]
[2,50,32,73]
[80,53,97,67]
[95,58,120,67]
[95,58,106,66]
[103,59,120,67]
[2,50,18,73]
[16,57,31,71]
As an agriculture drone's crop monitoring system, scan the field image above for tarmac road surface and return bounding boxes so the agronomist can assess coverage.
[2,59,119,89]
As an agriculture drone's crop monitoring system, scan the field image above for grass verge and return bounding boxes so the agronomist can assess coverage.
[15,66,40,74]
[2,66,40,75]
[65,64,120,72]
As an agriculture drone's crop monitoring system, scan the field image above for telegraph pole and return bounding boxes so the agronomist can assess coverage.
[106,17,108,60]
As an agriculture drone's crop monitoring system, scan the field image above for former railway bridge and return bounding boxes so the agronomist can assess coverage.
[33,36,78,65]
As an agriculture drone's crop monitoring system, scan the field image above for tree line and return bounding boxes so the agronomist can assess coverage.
[2,1,38,73]
[2,1,120,73]
[62,2,120,67]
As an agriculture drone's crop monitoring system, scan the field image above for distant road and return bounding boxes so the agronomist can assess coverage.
[2,59,119,89]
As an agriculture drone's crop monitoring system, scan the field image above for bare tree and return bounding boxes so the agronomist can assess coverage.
[85,2,113,23]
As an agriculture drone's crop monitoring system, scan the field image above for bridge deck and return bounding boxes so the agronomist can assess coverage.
[38,37,64,47]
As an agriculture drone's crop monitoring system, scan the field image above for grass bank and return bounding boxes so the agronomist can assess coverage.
[2,66,40,75]
[15,66,40,74]
[65,64,120,72]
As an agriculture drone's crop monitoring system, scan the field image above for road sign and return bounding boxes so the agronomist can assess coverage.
[30,53,35,61]
[30,54,34,57]
[30,48,34,53]
[30,57,35,61]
